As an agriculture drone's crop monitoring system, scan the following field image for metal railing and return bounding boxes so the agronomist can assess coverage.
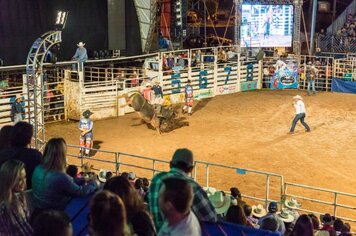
[317,35,356,53]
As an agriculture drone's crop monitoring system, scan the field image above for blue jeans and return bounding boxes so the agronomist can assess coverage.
[290,113,310,133]
[72,61,84,71]
[307,79,316,96]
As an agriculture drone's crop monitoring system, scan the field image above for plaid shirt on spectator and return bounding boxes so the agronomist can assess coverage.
[148,167,217,231]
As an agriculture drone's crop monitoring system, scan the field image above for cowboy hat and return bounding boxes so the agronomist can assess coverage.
[77,42,85,47]
[82,110,93,118]
[15,94,23,100]
[320,213,335,225]
[204,187,231,215]
[284,198,301,210]
[98,169,109,183]
[251,204,267,218]
[146,83,152,87]
[293,95,303,100]
[278,208,294,223]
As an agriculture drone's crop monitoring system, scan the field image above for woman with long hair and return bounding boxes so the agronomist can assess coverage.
[32,138,97,210]
[89,190,130,236]
[0,159,33,235]
[225,205,247,226]
[290,214,314,236]
[104,176,156,236]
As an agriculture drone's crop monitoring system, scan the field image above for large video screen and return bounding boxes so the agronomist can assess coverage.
[241,4,294,47]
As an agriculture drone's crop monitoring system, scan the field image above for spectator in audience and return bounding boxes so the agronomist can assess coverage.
[121,172,129,179]
[142,177,150,193]
[11,94,24,123]
[32,138,98,210]
[340,223,351,236]
[225,204,247,226]
[309,213,329,236]
[277,208,294,235]
[158,177,201,236]
[89,190,130,236]
[0,122,42,189]
[0,125,13,150]
[290,214,314,236]
[148,148,217,231]
[230,187,246,207]
[205,187,231,218]
[72,42,88,72]
[31,210,72,236]
[0,160,33,235]
[251,204,267,221]
[97,169,112,184]
[333,218,344,236]
[285,198,301,223]
[260,217,278,232]
[320,213,335,233]
[66,165,85,186]
[104,176,156,236]
[258,202,286,235]
[134,178,146,199]
[244,205,258,227]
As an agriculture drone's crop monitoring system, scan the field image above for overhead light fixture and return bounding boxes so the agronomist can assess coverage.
[55,10,69,30]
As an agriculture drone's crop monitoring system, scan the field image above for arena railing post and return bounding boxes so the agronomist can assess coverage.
[205,164,209,188]
[152,160,156,178]
[333,192,338,218]
[116,152,120,175]
[265,175,270,209]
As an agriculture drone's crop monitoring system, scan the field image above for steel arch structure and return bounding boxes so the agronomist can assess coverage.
[25,30,62,150]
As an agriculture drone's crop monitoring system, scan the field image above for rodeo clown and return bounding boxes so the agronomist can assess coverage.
[79,109,93,157]
[182,79,194,115]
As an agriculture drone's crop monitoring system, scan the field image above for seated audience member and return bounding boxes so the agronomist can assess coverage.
[340,223,352,236]
[0,125,13,150]
[225,204,248,226]
[148,148,217,231]
[135,178,146,199]
[320,213,335,233]
[0,122,42,189]
[308,213,329,236]
[158,177,201,236]
[251,204,267,222]
[333,218,344,236]
[121,172,129,179]
[31,210,72,236]
[104,176,156,236]
[32,138,98,210]
[260,217,278,232]
[66,164,85,186]
[277,208,294,235]
[89,190,130,236]
[290,214,314,236]
[205,187,231,218]
[244,205,258,227]
[97,169,112,184]
[128,171,136,185]
[142,177,150,203]
[284,198,301,223]
[0,160,33,235]
[258,202,286,235]
[230,187,246,207]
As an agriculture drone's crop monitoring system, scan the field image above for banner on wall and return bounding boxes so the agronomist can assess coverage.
[194,88,214,100]
[216,85,238,95]
[270,59,299,89]
[240,81,258,91]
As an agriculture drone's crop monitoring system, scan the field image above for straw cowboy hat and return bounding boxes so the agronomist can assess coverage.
[278,208,294,223]
[146,83,152,87]
[293,95,303,100]
[251,204,267,218]
[77,42,85,47]
[284,198,301,210]
[204,187,231,215]
[98,169,109,183]
[15,94,22,101]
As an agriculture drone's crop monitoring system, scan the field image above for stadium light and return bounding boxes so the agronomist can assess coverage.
[55,10,69,30]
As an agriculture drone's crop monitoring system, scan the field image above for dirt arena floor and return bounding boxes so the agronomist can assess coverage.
[47,90,356,218]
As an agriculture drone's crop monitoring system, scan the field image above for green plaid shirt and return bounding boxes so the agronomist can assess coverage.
[148,168,217,231]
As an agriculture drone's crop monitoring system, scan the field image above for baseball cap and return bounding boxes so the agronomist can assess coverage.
[171,148,194,168]
[268,202,278,213]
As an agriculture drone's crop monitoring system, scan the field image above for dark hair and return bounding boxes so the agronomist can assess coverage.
[268,202,278,213]
[121,172,129,179]
[261,217,278,232]
[230,187,241,199]
[104,176,145,220]
[161,177,193,214]
[243,205,252,217]
[134,178,143,189]
[0,125,14,150]
[90,190,127,236]
[66,165,78,178]
[11,122,33,147]
[334,219,344,231]
[31,210,72,236]
[142,178,149,188]
[225,205,247,225]
[341,223,351,233]
[308,213,320,230]
[291,214,314,236]
[105,171,113,180]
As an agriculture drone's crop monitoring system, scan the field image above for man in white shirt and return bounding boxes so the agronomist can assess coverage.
[289,95,311,134]
[158,177,201,236]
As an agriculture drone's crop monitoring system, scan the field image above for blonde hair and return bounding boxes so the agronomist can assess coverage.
[42,138,67,172]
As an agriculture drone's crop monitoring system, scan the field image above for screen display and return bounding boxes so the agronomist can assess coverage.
[241,4,294,47]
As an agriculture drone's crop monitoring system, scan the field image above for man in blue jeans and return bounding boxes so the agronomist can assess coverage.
[306,61,318,96]
[289,95,310,134]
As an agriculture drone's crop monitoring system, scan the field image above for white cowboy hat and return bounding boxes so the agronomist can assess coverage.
[293,95,303,100]
[98,169,109,183]
[204,187,231,215]
[284,198,301,210]
[146,83,152,87]
[15,94,22,100]
[77,42,85,47]
[278,208,294,223]
[251,204,267,218]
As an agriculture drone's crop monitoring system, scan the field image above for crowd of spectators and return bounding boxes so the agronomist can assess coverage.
[0,122,354,235]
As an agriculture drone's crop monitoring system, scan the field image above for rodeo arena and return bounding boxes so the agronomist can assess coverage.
[1,0,356,235]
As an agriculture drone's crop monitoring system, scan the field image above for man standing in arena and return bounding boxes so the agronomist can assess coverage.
[72,42,88,72]
[289,95,311,134]
[182,80,194,115]
[306,61,318,96]
[79,110,93,157]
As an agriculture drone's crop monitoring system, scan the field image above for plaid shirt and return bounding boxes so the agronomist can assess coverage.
[148,168,217,231]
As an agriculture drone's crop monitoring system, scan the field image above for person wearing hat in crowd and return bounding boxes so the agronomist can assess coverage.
[204,187,231,219]
[289,95,311,134]
[320,213,335,233]
[78,110,93,157]
[148,148,217,232]
[182,79,194,116]
[284,198,301,223]
[230,187,246,208]
[251,204,267,221]
[278,208,295,234]
[72,42,88,72]
[258,202,286,235]
[305,61,318,96]
[244,205,259,227]
[10,94,24,124]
